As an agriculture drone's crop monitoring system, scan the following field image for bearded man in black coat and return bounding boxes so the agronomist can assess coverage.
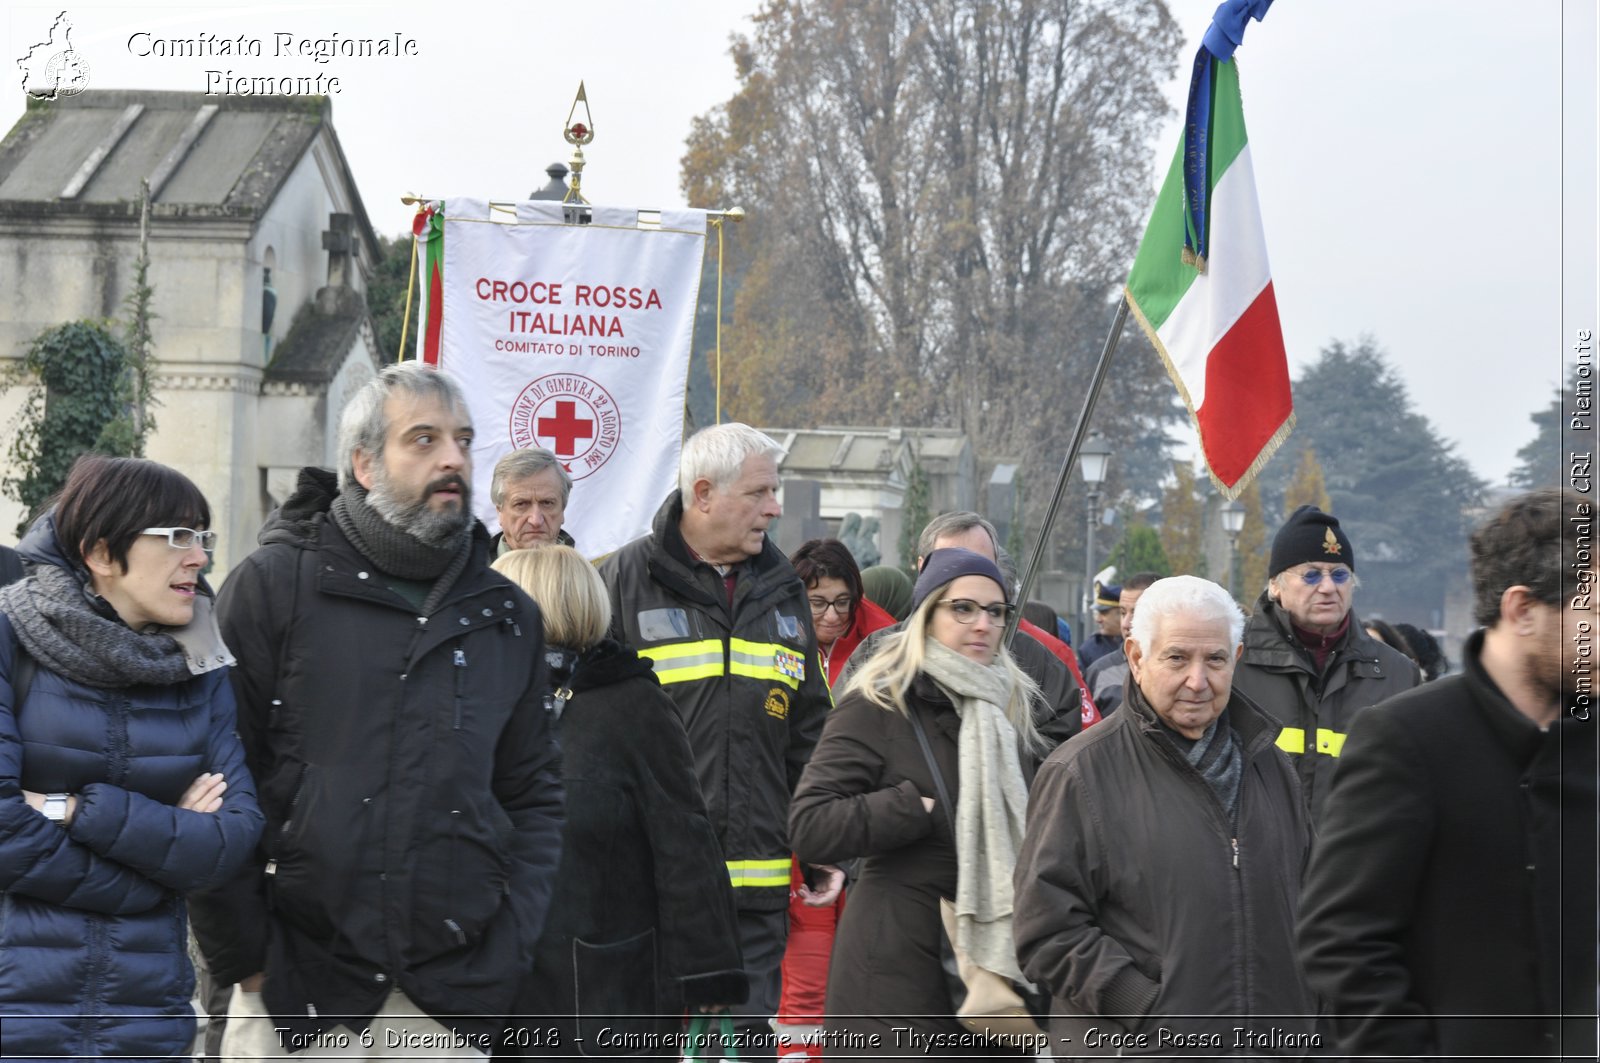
[1298,488,1598,1061]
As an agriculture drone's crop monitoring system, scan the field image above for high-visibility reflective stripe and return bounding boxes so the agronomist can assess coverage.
[729,637,801,690]
[651,661,724,685]
[726,858,792,888]
[641,639,723,662]
[1276,726,1346,757]
[640,640,725,685]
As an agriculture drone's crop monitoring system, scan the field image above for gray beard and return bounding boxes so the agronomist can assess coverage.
[368,466,471,548]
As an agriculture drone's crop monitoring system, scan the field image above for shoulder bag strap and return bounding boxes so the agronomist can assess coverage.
[906,704,955,841]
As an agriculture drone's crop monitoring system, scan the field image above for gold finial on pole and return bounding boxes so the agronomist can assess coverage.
[563,81,595,205]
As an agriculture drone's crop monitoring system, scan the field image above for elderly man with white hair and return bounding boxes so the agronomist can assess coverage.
[1014,576,1316,1058]
[598,422,837,1057]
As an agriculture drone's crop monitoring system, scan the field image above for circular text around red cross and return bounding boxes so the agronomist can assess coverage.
[508,373,621,481]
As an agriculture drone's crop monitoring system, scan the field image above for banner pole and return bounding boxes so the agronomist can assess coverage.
[1005,295,1129,647]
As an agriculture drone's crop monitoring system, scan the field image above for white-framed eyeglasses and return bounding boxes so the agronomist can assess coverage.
[142,527,218,553]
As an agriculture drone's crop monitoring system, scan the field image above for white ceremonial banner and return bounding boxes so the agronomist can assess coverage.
[433,198,708,558]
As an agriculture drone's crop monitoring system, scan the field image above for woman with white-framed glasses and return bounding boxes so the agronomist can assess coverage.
[789,548,1043,1053]
[0,454,263,1059]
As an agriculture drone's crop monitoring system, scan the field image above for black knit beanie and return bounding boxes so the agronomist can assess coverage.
[1270,505,1354,576]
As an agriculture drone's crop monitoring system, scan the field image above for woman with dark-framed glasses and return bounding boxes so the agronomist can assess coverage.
[790,538,897,688]
[0,455,263,1059]
[788,548,1042,1053]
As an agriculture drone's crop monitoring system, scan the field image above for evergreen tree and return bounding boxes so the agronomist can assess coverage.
[1262,337,1486,622]
[367,233,416,364]
[1159,461,1207,577]
[898,460,931,578]
[1235,478,1269,603]
[1509,371,1568,489]
[1106,522,1171,579]
[1283,447,1332,516]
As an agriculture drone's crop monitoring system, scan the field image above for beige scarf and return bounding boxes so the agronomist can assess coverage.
[920,638,1031,984]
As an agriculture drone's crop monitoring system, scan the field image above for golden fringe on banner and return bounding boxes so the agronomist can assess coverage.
[1123,284,1295,501]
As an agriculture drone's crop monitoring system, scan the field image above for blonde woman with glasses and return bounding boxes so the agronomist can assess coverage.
[789,548,1041,1054]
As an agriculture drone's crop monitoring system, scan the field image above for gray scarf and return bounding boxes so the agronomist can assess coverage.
[920,638,1032,985]
[1136,682,1244,824]
[0,563,197,688]
[330,483,473,613]
[1174,709,1244,824]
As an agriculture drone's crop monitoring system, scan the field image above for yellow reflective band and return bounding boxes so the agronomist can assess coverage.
[1276,727,1306,755]
[1316,728,1347,757]
[640,640,725,685]
[726,858,792,888]
[729,638,801,690]
[640,639,722,662]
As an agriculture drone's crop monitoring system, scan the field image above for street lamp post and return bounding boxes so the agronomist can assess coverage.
[1078,434,1112,639]
[1222,500,1245,601]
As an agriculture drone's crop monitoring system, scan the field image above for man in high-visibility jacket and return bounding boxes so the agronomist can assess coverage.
[599,423,839,1056]
[1233,505,1419,820]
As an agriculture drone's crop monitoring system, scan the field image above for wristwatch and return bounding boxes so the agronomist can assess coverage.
[41,793,69,824]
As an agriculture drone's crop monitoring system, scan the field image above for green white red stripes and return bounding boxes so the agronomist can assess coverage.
[1125,57,1292,497]
[414,202,444,364]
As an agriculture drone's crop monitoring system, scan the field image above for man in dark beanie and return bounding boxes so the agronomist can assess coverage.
[190,362,565,1056]
[1232,505,1418,820]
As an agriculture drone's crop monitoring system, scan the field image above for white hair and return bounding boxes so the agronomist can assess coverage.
[1129,575,1245,655]
[678,423,785,496]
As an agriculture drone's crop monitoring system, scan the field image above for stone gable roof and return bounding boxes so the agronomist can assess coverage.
[265,286,379,387]
[0,90,377,251]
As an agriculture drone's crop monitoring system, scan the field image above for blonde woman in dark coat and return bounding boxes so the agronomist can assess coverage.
[788,549,1041,1054]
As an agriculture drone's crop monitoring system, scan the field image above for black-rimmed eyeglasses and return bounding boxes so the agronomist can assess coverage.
[807,595,854,617]
[937,598,1015,624]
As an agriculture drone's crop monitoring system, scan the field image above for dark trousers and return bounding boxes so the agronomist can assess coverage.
[728,906,789,1063]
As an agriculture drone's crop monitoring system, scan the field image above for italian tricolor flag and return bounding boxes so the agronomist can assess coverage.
[414,202,444,364]
[1125,56,1292,497]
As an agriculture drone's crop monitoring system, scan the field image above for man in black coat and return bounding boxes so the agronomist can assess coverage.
[1298,488,1598,1060]
[190,363,565,1057]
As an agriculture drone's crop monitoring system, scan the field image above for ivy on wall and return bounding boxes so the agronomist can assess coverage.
[2,321,147,536]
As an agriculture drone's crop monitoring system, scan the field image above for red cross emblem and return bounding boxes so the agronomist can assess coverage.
[508,374,622,482]
[537,399,595,457]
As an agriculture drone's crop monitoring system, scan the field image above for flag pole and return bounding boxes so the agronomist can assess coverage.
[1004,295,1128,647]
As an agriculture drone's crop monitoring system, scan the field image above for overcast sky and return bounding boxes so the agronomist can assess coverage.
[4,0,1592,487]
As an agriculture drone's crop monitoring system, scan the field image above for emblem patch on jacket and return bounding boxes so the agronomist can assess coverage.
[774,647,805,682]
[765,688,790,719]
[638,607,691,641]
[775,613,802,641]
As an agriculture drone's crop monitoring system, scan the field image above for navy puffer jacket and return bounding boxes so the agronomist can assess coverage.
[0,519,264,1060]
